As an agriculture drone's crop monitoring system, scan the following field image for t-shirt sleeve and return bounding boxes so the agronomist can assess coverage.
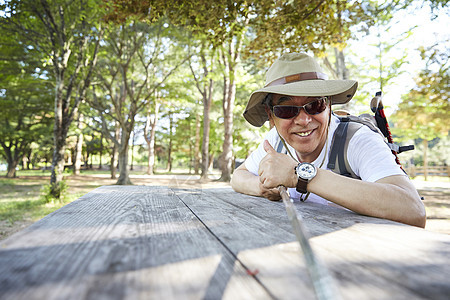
[347,126,405,182]
[244,128,280,176]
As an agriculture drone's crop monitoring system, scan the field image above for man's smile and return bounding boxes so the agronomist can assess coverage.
[294,129,314,137]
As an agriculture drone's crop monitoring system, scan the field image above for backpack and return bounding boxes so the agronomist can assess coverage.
[327,113,389,178]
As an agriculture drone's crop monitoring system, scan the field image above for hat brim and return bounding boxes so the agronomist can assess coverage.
[243,79,358,127]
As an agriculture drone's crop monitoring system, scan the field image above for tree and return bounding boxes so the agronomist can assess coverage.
[0,29,53,177]
[1,0,104,196]
[188,41,217,180]
[90,19,188,184]
[0,82,53,177]
[342,26,413,112]
[392,46,449,180]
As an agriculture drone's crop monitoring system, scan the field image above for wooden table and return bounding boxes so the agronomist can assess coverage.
[1,185,449,299]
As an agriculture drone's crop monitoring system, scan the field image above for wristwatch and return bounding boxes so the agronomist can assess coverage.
[295,162,317,194]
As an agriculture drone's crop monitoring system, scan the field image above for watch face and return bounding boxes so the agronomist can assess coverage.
[297,163,316,180]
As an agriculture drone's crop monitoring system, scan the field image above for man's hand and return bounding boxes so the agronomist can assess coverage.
[258,182,281,201]
[258,140,298,191]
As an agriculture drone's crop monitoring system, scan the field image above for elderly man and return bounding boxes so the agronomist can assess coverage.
[231,53,425,228]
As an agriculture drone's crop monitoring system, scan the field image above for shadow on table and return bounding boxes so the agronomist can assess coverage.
[1,185,444,299]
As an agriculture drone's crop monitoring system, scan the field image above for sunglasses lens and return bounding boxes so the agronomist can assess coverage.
[273,106,300,119]
[305,98,327,115]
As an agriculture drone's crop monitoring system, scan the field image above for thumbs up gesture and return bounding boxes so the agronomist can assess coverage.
[258,140,298,190]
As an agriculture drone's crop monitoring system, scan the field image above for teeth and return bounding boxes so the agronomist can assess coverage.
[296,131,312,137]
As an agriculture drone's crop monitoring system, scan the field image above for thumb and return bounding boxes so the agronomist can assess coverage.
[263,140,276,154]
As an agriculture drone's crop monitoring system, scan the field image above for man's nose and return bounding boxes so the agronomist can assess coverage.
[293,107,312,125]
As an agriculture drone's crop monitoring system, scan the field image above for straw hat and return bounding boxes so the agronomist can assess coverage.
[243,53,358,127]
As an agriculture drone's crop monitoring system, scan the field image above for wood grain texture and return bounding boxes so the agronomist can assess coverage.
[1,185,449,300]
[174,187,450,300]
[0,186,271,300]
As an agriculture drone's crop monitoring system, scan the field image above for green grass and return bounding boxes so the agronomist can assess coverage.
[0,171,96,227]
[0,198,47,222]
[0,176,54,224]
[12,169,53,177]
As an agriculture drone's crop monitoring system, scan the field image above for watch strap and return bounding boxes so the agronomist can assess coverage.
[296,177,308,194]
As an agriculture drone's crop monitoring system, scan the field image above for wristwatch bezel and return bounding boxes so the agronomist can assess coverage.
[295,162,317,180]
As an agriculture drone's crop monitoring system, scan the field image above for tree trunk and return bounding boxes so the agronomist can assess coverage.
[74,133,83,175]
[50,75,68,197]
[84,152,90,169]
[323,49,350,110]
[218,45,236,182]
[130,130,135,171]
[116,131,132,185]
[147,125,157,175]
[219,87,234,181]
[147,127,157,175]
[6,161,18,178]
[3,143,19,177]
[99,131,103,169]
[147,144,155,175]
[194,113,201,175]
[188,48,214,180]
[73,114,84,175]
[21,155,27,170]
[110,121,120,179]
[201,89,212,180]
[50,138,66,197]
[423,139,428,181]
[334,48,349,80]
[26,149,32,170]
[145,100,160,175]
[50,79,68,195]
[110,146,118,179]
[167,113,173,172]
[189,119,193,174]
[2,142,23,178]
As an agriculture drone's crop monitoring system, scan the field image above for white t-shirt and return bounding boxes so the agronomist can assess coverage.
[244,115,405,205]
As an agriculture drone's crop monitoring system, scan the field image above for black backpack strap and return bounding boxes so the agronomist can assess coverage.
[328,118,362,179]
[328,121,352,177]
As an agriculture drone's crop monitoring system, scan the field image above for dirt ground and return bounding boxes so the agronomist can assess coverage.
[1,174,449,240]
[411,179,450,235]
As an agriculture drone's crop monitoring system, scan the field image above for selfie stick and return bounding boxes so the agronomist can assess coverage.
[278,186,341,300]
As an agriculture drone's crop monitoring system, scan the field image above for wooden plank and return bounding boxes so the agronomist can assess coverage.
[0,186,271,300]
[174,187,450,300]
[310,223,450,300]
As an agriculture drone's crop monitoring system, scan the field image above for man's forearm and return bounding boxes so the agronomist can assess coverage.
[309,170,426,228]
[231,169,262,197]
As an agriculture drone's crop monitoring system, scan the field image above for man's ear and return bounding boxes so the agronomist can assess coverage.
[264,106,275,129]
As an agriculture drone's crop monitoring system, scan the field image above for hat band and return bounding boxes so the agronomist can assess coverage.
[265,72,328,87]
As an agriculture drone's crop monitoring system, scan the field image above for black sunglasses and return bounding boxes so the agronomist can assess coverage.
[272,97,329,119]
